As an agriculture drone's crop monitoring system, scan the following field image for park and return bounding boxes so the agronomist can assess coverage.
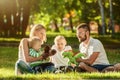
[0,0,120,79]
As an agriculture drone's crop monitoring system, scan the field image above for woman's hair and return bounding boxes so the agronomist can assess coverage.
[29,24,45,38]
[54,35,67,44]
[29,36,42,48]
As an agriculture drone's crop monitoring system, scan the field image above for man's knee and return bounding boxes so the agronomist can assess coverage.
[114,63,120,71]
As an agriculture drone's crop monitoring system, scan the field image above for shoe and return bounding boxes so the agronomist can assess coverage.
[54,69,63,74]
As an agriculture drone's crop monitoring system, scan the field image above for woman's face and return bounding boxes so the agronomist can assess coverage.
[35,29,46,43]
[55,39,66,51]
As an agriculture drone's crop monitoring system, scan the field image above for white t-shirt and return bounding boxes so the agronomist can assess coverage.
[79,37,110,65]
[50,45,72,68]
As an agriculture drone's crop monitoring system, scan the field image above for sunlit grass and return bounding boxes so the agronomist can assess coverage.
[0,47,120,79]
[0,38,20,42]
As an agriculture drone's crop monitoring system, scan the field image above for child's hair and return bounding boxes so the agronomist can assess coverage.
[54,35,67,45]
[30,24,46,38]
[29,37,42,48]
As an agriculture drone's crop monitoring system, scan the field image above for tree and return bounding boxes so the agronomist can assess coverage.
[98,0,106,35]
[109,0,114,35]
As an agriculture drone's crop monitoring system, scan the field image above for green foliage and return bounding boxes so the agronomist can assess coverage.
[62,52,84,65]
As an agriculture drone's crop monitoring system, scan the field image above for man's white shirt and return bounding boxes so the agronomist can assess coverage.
[79,37,110,65]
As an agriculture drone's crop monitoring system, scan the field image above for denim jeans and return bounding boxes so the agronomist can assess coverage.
[15,60,55,75]
[15,60,34,75]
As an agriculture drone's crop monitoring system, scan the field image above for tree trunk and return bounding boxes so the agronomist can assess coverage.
[53,19,59,32]
[98,0,106,35]
[18,0,31,37]
[109,0,114,35]
[69,15,74,32]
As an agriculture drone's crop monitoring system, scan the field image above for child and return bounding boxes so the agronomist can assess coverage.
[28,37,56,73]
[29,36,43,58]
[50,35,73,71]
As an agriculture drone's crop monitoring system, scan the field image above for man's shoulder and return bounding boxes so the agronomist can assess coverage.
[91,37,101,44]
[90,38,103,47]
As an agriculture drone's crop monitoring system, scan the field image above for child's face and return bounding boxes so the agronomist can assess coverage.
[55,39,66,51]
[32,41,42,51]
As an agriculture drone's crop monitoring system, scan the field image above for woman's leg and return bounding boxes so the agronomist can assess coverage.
[15,62,22,75]
[15,60,34,75]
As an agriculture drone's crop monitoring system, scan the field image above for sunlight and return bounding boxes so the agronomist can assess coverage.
[0,68,14,77]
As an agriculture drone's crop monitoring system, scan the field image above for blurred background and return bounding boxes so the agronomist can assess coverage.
[0,0,120,48]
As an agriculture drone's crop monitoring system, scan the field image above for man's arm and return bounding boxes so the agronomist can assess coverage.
[76,52,99,65]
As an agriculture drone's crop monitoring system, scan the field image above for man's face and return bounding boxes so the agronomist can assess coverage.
[76,28,87,42]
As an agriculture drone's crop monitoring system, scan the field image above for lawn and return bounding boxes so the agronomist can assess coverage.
[0,47,120,80]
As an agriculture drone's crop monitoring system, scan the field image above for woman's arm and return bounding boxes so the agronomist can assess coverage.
[20,38,43,62]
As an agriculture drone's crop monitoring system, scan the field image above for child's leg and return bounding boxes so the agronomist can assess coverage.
[45,65,55,72]
[39,62,55,72]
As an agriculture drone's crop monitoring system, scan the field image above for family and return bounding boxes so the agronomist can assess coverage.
[15,23,120,75]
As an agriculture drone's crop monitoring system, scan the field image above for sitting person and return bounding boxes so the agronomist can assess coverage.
[15,24,55,75]
[29,36,43,58]
[50,35,74,72]
[28,36,56,73]
[76,23,113,72]
[29,36,56,60]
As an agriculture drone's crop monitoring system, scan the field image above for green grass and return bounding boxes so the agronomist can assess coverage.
[0,47,120,79]
[0,32,120,48]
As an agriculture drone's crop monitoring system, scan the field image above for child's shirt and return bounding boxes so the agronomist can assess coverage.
[29,48,42,57]
[50,45,72,68]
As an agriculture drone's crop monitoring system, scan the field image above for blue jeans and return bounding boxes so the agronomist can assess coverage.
[32,62,55,73]
[15,60,34,74]
[15,60,55,74]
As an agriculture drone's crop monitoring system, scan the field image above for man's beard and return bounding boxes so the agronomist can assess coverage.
[79,34,87,42]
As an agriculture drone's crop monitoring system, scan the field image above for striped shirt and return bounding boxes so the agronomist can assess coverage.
[29,48,42,57]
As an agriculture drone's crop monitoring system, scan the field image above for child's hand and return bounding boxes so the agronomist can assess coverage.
[71,63,76,67]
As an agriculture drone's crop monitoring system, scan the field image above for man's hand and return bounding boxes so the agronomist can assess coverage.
[76,58,82,63]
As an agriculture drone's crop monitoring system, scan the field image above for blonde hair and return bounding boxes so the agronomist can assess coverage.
[29,37,42,48]
[29,24,45,38]
[54,35,67,44]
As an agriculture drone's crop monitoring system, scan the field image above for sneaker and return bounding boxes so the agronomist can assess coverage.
[54,69,63,74]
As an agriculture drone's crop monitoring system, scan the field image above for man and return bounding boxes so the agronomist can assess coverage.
[76,23,113,72]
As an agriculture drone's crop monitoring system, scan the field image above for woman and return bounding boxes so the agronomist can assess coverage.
[15,24,55,75]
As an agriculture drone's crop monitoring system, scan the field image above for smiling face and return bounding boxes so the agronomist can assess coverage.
[30,24,46,44]
[35,29,46,44]
[76,28,87,42]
